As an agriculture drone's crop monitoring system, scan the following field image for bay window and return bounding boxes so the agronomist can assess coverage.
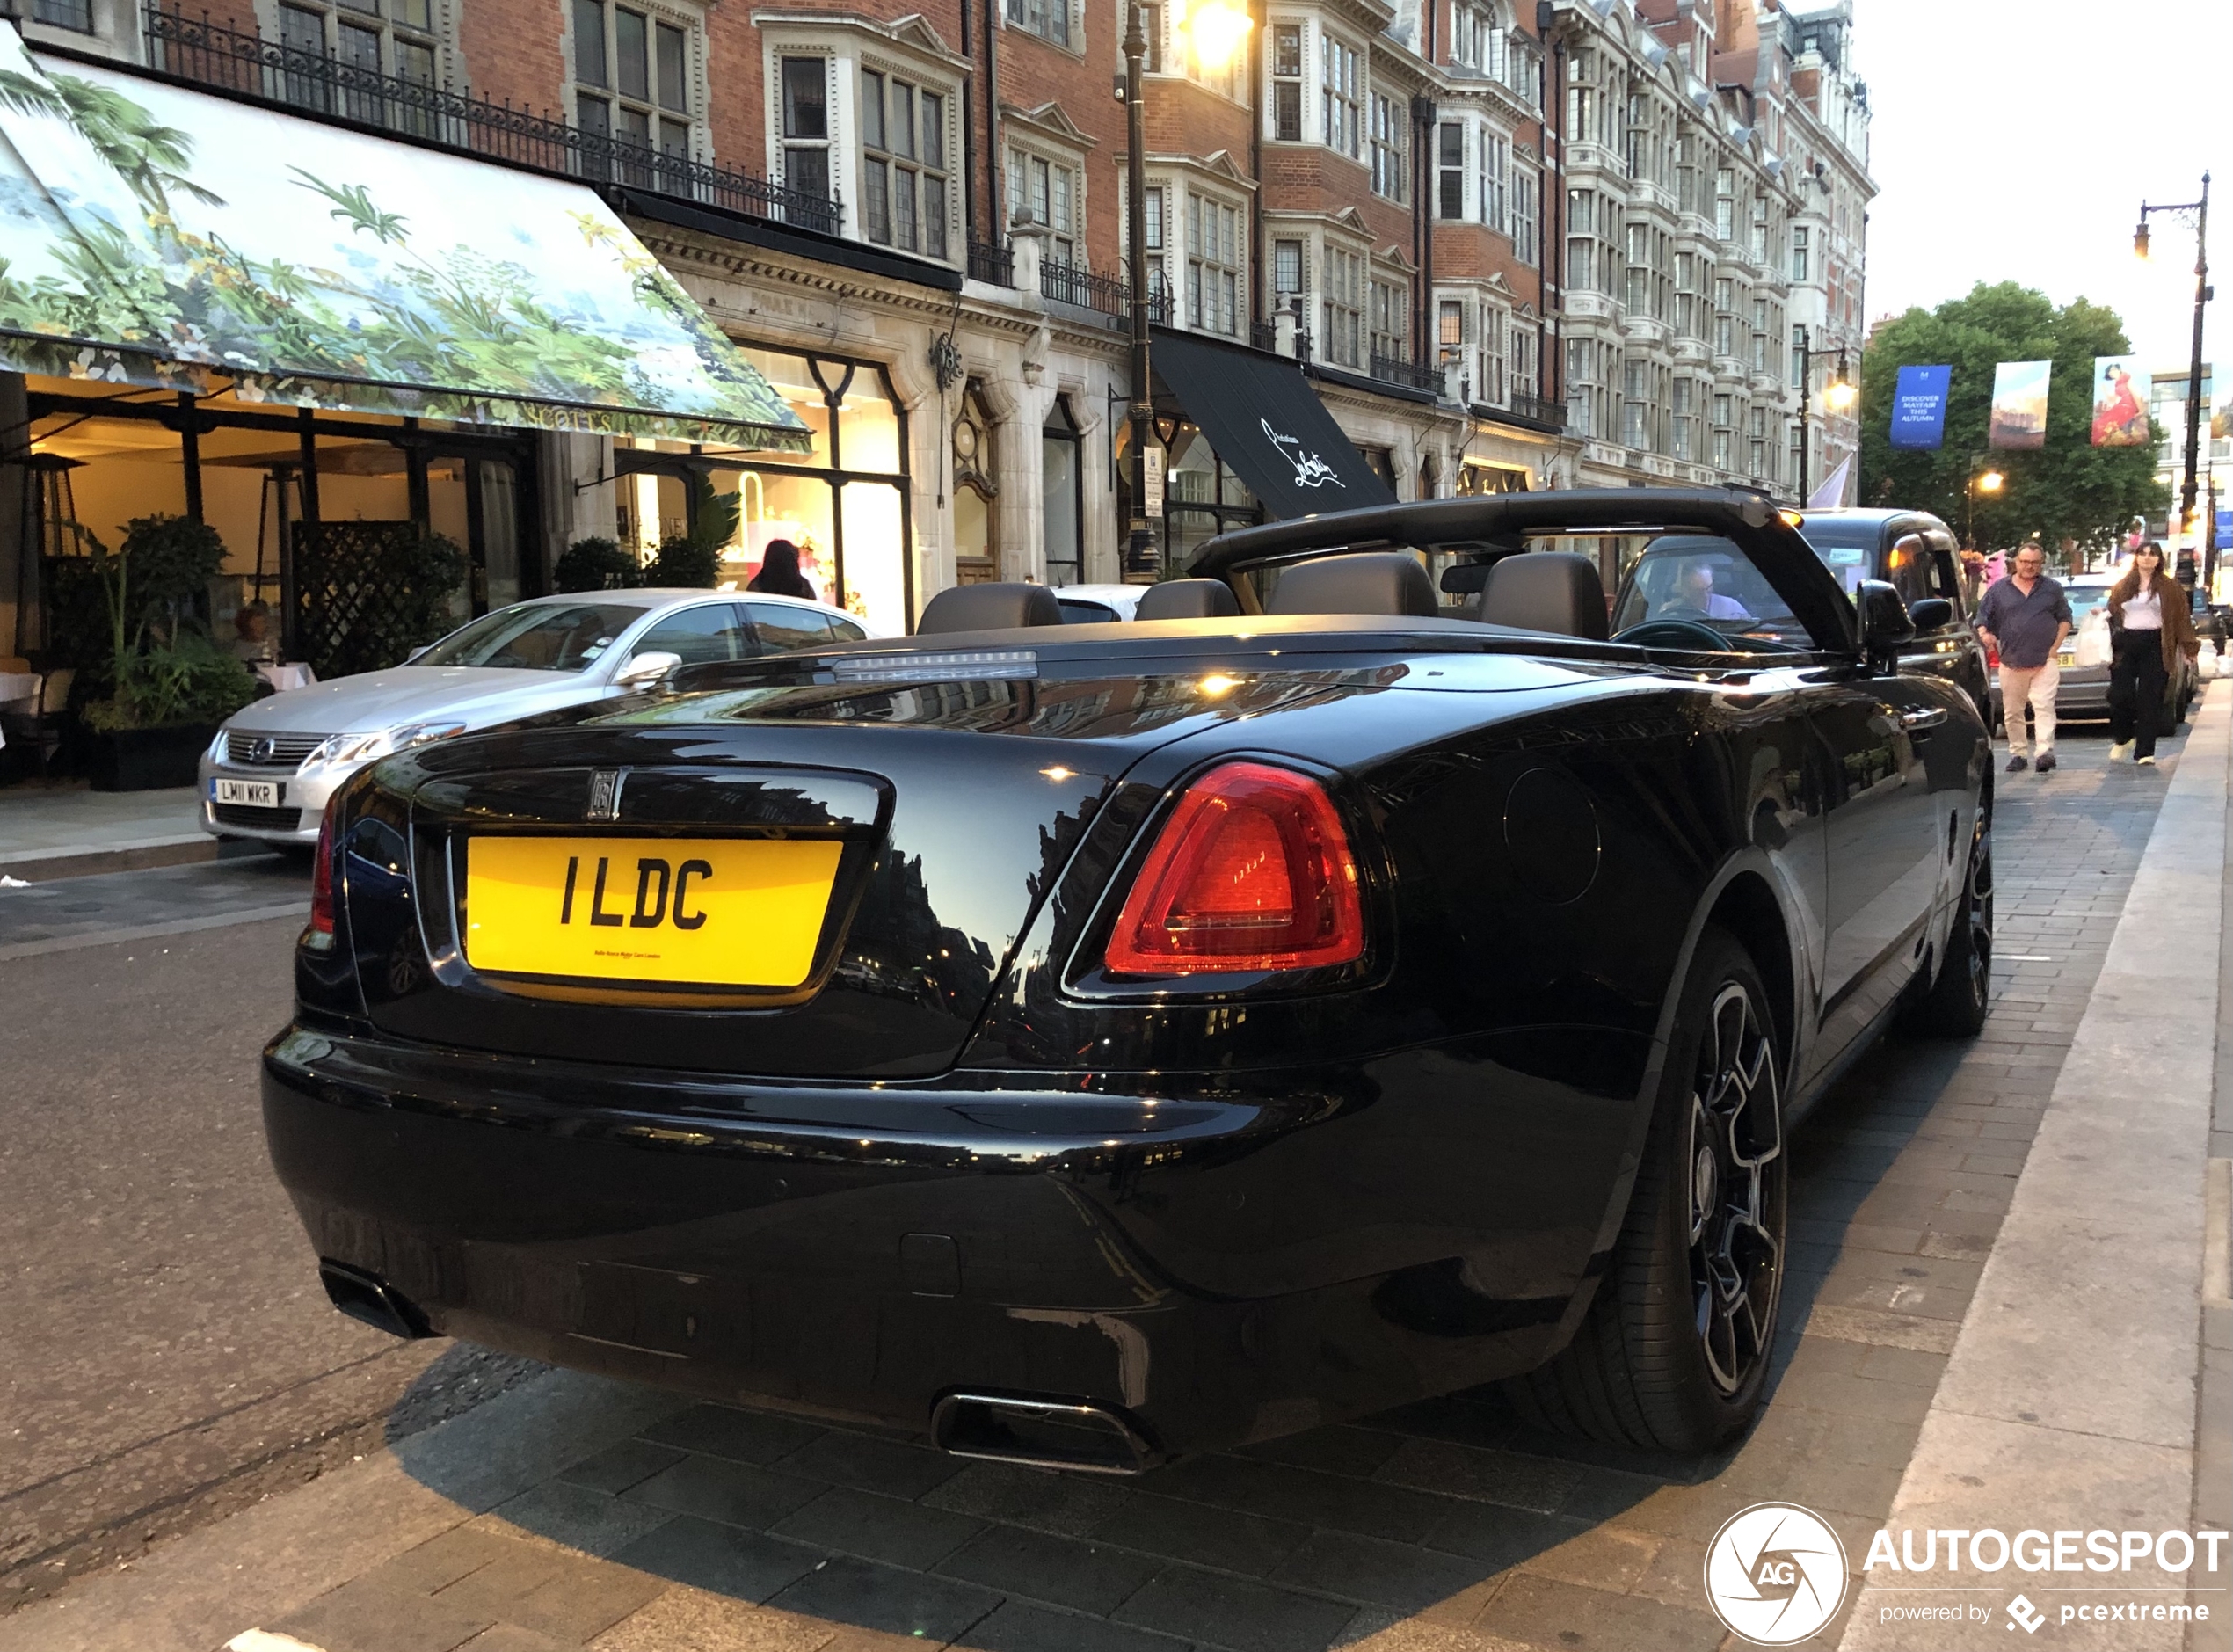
[862,69,949,260]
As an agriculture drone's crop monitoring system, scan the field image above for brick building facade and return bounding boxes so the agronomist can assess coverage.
[12,0,1870,620]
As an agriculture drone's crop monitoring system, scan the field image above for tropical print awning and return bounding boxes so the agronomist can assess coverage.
[0,31,811,449]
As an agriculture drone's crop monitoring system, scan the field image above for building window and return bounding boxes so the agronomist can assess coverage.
[862,71,949,259]
[1790,327,1807,391]
[1749,404,1769,477]
[1438,297,1465,357]
[1510,165,1537,266]
[1273,237,1303,308]
[1673,251,1698,337]
[1509,323,1537,400]
[1008,148,1077,261]
[1623,222,1649,317]
[1271,23,1303,141]
[1006,0,1069,50]
[1713,166,1735,241]
[1749,296,1768,374]
[1567,187,1601,293]
[1674,134,1697,215]
[29,0,94,32]
[1791,224,1809,283]
[1370,91,1406,202]
[1043,397,1083,585]
[1713,276,1735,358]
[1185,192,1241,337]
[1789,422,1806,486]
[1712,392,1734,469]
[776,56,829,204]
[1369,277,1405,364]
[1671,377,1696,460]
[1437,123,1464,220]
[1622,358,1649,450]
[1564,335,1598,437]
[1750,191,1770,263]
[1321,33,1360,159]
[1322,244,1363,368]
[280,0,441,123]
[1479,129,1507,233]
[575,0,693,159]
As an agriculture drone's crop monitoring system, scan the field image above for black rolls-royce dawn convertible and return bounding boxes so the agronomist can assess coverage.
[265,489,1991,1471]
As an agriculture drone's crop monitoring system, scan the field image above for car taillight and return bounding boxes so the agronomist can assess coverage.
[306,804,337,950]
[1105,761,1364,976]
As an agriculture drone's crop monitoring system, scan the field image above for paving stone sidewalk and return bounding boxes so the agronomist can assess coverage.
[3,727,2209,1652]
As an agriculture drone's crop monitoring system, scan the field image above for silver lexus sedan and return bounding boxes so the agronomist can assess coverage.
[199,589,876,847]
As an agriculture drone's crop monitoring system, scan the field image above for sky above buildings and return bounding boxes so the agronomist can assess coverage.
[1854,0,2233,376]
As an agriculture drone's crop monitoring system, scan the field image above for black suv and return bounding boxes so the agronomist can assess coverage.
[1797,509,1993,724]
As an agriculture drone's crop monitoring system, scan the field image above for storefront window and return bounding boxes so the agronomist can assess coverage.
[629,346,913,633]
[1042,397,1081,587]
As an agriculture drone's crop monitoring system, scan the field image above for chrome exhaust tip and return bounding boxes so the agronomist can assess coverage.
[930,1391,1161,1475]
[318,1258,433,1340]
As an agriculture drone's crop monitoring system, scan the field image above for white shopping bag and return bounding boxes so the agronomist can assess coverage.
[2072,608,2113,668]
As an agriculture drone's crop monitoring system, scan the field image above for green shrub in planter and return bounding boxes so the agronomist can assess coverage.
[555,535,644,593]
[84,629,258,732]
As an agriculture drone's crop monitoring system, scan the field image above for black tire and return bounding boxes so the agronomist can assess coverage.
[1902,811,1993,1037]
[1502,927,1786,1454]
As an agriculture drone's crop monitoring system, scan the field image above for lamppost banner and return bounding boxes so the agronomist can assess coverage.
[1888,364,1952,449]
[2090,356,2152,447]
[1989,360,2053,450]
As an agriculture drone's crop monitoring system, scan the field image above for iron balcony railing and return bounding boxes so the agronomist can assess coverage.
[1039,255,1168,324]
[1369,353,1443,396]
[967,237,1014,287]
[142,4,840,235]
[1507,389,1569,430]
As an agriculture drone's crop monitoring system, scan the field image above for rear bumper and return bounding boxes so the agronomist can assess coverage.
[261,1023,1625,1456]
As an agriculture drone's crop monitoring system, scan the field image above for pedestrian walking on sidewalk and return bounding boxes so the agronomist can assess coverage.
[2105,541,2199,766]
[1975,542,2074,774]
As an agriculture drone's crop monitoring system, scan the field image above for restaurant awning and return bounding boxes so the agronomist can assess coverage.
[1150,328,1395,520]
[0,31,810,450]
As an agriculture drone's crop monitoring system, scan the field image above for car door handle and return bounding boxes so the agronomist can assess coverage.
[1899,707,1948,731]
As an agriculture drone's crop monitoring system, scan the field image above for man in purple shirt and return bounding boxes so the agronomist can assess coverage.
[1974,543,2073,775]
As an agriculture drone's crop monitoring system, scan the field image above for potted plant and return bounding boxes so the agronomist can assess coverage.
[77,515,259,791]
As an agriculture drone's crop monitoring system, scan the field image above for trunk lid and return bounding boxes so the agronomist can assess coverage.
[346,697,1138,1079]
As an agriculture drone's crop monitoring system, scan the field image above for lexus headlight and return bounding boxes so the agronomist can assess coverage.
[309,721,469,766]
[205,727,229,761]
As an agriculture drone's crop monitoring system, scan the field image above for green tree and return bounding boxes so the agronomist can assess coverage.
[1858,281,2169,560]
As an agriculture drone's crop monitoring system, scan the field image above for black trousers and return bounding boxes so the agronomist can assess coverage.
[2106,630,2168,757]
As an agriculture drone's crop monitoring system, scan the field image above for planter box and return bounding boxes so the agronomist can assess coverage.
[88,724,216,791]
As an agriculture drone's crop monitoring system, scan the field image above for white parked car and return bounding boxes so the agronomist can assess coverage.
[199,589,876,847]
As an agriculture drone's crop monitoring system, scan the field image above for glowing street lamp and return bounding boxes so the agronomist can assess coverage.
[2135,173,2213,583]
[1794,324,1854,503]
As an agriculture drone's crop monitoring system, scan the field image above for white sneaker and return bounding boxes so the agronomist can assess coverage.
[2138,754,2157,766]
[2108,741,2134,761]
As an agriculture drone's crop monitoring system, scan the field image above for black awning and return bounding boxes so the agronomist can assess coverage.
[1151,329,1396,520]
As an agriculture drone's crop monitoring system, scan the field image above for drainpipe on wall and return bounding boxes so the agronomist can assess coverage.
[1249,0,1263,343]
[986,0,1001,257]
[1413,92,1434,397]
[1540,3,1564,482]
[960,0,975,244]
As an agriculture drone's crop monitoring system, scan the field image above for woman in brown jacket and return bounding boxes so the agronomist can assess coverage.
[2106,542,2200,765]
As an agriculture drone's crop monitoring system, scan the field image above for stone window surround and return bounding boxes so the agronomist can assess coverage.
[1145,155,1256,330]
[755,12,971,266]
[1000,104,1093,256]
[564,0,709,160]
[255,0,466,93]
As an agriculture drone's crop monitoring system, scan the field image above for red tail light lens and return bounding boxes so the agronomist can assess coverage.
[306,804,338,949]
[1105,761,1364,976]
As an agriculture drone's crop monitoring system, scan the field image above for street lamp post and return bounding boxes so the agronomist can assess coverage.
[1120,0,1247,580]
[2136,171,2213,587]
[1122,0,1153,579]
[1794,323,1854,506]
[1964,463,2004,555]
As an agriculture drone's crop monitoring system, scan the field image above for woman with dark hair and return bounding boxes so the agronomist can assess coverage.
[747,539,818,600]
[2106,542,2199,765]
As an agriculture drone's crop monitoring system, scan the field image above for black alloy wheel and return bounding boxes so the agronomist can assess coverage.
[1504,928,1787,1453]
[1904,813,1993,1037]
[1685,980,1785,1397]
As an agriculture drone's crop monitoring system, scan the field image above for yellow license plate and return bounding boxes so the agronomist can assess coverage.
[464,835,843,988]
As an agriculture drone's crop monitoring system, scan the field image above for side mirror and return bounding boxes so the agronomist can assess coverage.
[403,645,430,664]
[1855,579,1914,670]
[612,650,682,688]
[1906,597,1955,631]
